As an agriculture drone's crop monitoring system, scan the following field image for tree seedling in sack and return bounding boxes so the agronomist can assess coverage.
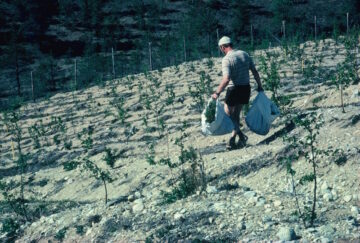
[205,99,216,123]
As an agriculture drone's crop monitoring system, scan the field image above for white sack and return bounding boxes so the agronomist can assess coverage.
[201,99,234,136]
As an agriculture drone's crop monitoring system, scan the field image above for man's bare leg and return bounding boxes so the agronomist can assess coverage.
[234,104,247,146]
[224,103,240,149]
[225,103,247,147]
[224,103,236,133]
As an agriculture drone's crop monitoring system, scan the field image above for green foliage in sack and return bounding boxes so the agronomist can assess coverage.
[205,99,216,123]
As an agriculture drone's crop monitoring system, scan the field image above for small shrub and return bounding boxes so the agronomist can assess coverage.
[63,160,80,171]
[53,134,61,145]
[87,214,102,226]
[78,127,94,151]
[352,114,360,125]
[64,140,72,150]
[104,148,119,168]
[281,112,331,228]
[75,225,85,236]
[165,84,176,106]
[39,179,48,187]
[55,227,67,242]
[332,149,347,166]
[206,58,214,69]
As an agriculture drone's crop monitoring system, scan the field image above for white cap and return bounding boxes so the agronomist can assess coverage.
[218,36,231,46]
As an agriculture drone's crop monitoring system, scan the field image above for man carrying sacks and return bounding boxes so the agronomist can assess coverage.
[211,36,264,150]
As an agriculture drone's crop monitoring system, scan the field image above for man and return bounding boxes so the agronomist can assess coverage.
[211,36,263,150]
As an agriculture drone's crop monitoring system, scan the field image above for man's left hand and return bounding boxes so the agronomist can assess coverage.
[211,93,219,100]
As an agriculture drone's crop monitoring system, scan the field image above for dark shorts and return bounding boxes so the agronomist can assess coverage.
[225,85,251,107]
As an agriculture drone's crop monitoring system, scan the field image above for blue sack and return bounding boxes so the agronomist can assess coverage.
[245,92,280,135]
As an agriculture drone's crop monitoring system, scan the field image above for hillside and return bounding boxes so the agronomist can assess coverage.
[1,0,360,101]
[0,38,360,242]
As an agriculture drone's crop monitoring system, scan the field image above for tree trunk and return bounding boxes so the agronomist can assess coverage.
[50,62,56,91]
[102,178,108,205]
[310,139,317,227]
[341,83,345,113]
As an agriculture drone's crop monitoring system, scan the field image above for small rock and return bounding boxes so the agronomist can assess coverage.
[213,202,226,212]
[265,208,272,213]
[206,185,218,194]
[277,226,297,241]
[208,217,214,224]
[323,192,334,202]
[319,225,335,238]
[262,215,272,223]
[127,194,135,202]
[134,191,141,199]
[256,197,266,207]
[219,223,226,230]
[237,216,245,222]
[344,195,352,202]
[320,237,332,243]
[248,196,258,204]
[273,200,282,207]
[174,212,184,221]
[331,190,338,200]
[321,182,330,193]
[351,206,359,214]
[132,200,144,213]
[244,191,257,198]
[123,210,131,218]
[306,227,317,233]
[237,221,246,230]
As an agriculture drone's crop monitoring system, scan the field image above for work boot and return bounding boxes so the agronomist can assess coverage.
[226,136,236,150]
[237,131,248,148]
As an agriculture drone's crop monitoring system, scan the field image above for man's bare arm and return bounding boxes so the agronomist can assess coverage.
[251,67,263,90]
[212,75,230,99]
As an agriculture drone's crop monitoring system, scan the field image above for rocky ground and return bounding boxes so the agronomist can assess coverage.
[0,38,359,242]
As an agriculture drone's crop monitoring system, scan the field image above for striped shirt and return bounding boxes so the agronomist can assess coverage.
[222,50,255,87]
